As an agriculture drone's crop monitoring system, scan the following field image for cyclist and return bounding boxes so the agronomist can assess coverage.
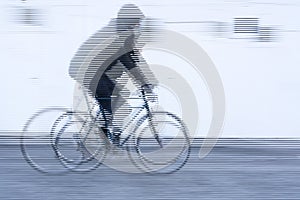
[69,4,158,146]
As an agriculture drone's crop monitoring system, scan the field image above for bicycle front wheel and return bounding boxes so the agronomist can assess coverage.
[131,111,191,174]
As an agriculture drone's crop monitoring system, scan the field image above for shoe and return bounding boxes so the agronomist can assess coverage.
[112,128,121,147]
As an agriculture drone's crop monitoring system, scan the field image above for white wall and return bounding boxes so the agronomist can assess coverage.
[0,0,299,137]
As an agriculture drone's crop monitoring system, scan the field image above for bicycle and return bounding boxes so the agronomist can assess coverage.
[21,85,191,174]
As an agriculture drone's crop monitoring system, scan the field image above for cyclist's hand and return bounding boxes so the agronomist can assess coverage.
[142,84,153,93]
[141,84,156,102]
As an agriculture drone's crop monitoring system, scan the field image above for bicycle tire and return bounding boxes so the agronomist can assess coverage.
[130,111,191,174]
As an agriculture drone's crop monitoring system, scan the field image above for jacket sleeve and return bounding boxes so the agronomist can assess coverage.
[119,50,158,87]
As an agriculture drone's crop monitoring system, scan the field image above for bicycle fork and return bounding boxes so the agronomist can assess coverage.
[141,89,163,148]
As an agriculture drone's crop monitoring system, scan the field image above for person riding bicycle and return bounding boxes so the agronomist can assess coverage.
[68,4,158,146]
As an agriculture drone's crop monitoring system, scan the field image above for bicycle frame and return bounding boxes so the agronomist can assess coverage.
[75,86,162,148]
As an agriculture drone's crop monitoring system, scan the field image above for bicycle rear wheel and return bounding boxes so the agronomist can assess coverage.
[21,107,76,174]
[50,110,108,172]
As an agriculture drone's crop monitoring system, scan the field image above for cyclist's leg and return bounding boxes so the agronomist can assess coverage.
[95,74,122,145]
[95,75,113,137]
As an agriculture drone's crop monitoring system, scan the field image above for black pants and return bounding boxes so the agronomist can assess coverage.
[95,74,115,116]
[95,73,123,140]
